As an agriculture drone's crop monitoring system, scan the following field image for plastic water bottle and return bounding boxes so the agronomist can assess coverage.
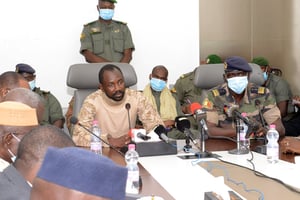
[125,144,140,194]
[266,124,279,163]
[240,112,250,151]
[90,120,102,155]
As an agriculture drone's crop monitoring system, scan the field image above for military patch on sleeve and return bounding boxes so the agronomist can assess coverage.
[202,98,213,109]
[250,87,266,94]
[211,88,226,97]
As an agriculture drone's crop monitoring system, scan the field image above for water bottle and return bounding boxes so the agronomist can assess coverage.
[240,112,250,151]
[90,120,102,155]
[125,144,140,194]
[266,124,279,163]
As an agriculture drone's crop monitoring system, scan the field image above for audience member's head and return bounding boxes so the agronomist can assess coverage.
[0,101,38,164]
[30,147,128,200]
[149,65,168,92]
[15,63,37,91]
[0,71,29,102]
[3,88,45,124]
[98,64,125,102]
[14,125,75,184]
[251,56,270,81]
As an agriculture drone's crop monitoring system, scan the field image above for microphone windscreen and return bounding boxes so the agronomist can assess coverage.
[70,116,78,125]
[190,102,202,113]
[154,125,166,135]
[175,116,191,132]
[125,103,131,110]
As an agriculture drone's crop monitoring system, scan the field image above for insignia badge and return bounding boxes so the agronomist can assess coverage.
[170,87,177,93]
[91,27,101,33]
[258,87,265,94]
[224,62,228,70]
[212,89,220,97]
[203,98,213,109]
[80,33,85,40]
[114,29,120,33]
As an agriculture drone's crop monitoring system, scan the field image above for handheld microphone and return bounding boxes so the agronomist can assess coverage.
[136,132,151,141]
[154,125,170,143]
[70,116,124,156]
[190,102,208,132]
[175,116,197,145]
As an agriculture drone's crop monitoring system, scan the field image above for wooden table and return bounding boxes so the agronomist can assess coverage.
[102,138,296,199]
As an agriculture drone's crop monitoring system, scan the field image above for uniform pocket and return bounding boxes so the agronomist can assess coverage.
[112,34,124,53]
[92,33,104,54]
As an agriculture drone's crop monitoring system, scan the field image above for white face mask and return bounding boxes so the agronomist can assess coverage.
[227,76,248,94]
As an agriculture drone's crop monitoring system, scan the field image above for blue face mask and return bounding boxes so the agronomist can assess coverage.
[99,9,114,20]
[150,78,167,92]
[263,72,268,81]
[28,80,36,90]
[227,76,248,94]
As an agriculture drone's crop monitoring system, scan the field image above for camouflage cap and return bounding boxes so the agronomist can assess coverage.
[206,54,222,64]
[224,56,252,72]
[251,57,269,66]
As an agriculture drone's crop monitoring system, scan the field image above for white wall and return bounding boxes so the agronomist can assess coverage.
[0,0,199,108]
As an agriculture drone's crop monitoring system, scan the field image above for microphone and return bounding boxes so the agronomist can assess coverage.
[136,132,151,141]
[255,99,267,128]
[70,116,124,156]
[154,125,170,143]
[190,102,208,132]
[175,116,197,145]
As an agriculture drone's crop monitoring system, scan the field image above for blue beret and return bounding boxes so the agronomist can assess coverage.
[15,63,36,74]
[37,147,128,200]
[224,56,252,72]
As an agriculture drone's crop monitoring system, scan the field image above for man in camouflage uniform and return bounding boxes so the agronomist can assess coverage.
[173,54,223,129]
[16,64,64,129]
[73,64,164,148]
[80,0,135,63]
[202,56,285,138]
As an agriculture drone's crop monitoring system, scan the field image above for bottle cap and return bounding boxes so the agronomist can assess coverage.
[92,120,98,125]
[269,124,276,129]
[128,144,135,150]
[241,112,247,117]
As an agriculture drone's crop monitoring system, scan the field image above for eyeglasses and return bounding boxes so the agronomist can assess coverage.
[10,133,21,142]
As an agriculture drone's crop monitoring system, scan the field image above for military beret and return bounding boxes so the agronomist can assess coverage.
[101,0,117,3]
[206,54,222,64]
[15,63,36,74]
[36,147,127,200]
[251,57,269,66]
[224,56,252,72]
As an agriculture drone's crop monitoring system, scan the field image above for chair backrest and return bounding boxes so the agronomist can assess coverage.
[66,62,137,118]
[193,63,264,89]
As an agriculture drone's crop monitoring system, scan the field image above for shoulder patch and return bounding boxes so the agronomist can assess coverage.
[170,87,177,93]
[250,87,266,95]
[211,88,226,97]
[180,72,192,79]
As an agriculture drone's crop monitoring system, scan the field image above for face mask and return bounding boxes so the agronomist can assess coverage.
[150,78,167,92]
[7,133,21,162]
[263,72,268,81]
[99,9,114,20]
[227,76,248,94]
[28,80,36,90]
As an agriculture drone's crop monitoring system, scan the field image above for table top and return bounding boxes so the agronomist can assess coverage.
[102,137,297,199]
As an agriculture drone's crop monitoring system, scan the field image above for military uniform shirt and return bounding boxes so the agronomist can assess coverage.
[80,19,135,62]
[265,73,294,114]
[34,87,64,125]
[73,89,164,147]
[203,83,281,127]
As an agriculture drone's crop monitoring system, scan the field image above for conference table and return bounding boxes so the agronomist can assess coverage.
[102,138,299,199]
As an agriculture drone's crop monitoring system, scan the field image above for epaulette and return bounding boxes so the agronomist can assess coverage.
[83,20,98,27]
[250,86,266,95]
[180,72,193,79]
[113,20,127,25]
[211,88,226,97]
[170,87,177,93]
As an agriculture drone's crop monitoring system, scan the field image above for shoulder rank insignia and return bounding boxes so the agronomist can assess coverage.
[202,98,213,109]
[211,88,226,97]
[250,87,266,94]
[170,87,177,93]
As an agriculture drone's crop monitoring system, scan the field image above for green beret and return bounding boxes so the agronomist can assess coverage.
[251,57,269,66]
[206,54,222,64]
[101,0,117,3]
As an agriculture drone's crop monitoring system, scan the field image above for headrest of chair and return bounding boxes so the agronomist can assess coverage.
[66,63,137,89]
[193,63,264,89]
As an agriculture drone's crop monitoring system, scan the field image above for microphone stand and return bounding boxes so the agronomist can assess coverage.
[229,117,249,155]
[194,119,214,158]
[183,129,192,153]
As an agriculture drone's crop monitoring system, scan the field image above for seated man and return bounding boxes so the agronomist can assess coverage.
[251,57,294,119]
[0,125,75,200]
[0,101,38,171]
[30,147,127,200]
[173,54,223,128]
[15,63,64,128]
[72,64,165,148]
[0,71,29,102]
[143,65,197,139]
[202,56,285,138]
